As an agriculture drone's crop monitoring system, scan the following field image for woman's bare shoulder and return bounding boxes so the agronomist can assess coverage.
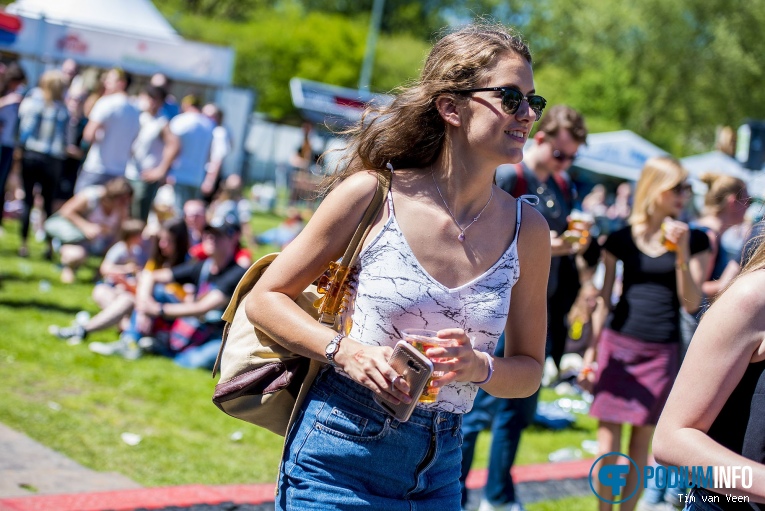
[718,269,765,313]
[703,270,765,358]
[324,170,381,208]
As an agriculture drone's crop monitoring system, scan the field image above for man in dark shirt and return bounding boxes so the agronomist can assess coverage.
[495,104,593,368]
[139,212,246,369]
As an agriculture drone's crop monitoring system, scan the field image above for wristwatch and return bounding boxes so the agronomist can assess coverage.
[325,333,345,367]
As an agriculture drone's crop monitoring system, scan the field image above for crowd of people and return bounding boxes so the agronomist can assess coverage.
[0,58,265,370]
[1,22,763,511]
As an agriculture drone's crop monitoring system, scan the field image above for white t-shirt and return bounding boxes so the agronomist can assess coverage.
[82,93,141,176]
[168,111,214,187]
[209,125,231,163]
[125,112,168,180]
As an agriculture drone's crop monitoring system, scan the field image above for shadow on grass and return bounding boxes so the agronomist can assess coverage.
[0,298,83,315]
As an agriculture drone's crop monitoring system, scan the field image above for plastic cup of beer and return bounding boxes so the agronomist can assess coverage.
[401,328,455,403]
[661,222,678,252]
[567,210,593,245]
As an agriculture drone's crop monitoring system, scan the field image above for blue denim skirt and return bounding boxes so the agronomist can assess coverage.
[276,367,463,510]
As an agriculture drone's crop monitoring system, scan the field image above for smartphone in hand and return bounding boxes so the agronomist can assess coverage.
[374,340,434,422]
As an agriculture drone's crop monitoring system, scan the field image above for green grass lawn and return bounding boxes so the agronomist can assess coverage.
[0,213,600,509]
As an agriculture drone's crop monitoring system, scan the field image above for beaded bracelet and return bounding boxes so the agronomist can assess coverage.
[471,351,494,385]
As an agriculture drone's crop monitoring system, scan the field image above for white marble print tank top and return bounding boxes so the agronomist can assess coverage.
[339,190,524,413]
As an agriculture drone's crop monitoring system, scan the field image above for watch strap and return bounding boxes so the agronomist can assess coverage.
[325,333,346,366]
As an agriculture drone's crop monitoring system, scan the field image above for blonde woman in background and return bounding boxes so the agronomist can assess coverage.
[580,156,710,511]
[17,70,69,258]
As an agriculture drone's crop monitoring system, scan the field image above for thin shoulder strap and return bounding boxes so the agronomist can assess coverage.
[513,195,539,245]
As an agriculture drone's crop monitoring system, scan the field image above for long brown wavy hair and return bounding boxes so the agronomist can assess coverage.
[322,21,532,192]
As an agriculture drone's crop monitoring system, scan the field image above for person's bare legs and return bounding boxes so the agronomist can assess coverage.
[620,424,654,511]
[59,244,87,283]
[85,290,135,333]
[92,283,118,309]
[596,421,622,511]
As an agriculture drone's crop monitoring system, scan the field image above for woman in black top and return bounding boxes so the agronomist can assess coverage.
[580,156,710,511]
[654,236,765,506]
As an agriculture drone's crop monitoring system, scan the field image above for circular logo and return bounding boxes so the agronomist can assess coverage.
[588,452,641,504]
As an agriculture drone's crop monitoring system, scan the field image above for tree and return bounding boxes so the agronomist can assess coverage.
[513,0,765,154]
[160,5,429,120]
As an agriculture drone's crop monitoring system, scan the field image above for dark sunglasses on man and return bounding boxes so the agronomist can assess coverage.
[451,86,547,121]
[552,149,577,162]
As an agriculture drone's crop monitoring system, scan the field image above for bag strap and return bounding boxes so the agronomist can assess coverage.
[212,170,391,378]
[316,170,390,327]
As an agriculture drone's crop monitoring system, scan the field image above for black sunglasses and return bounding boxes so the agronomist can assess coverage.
[670,182,693,195]
[451,87,547,121]
[552,149,577,162]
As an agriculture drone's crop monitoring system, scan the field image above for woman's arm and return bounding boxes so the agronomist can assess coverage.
[654,271,765,502]
[483,203,550,399]
[58,192,102,240]
[246,171,413,404]
[702,259,740,298]
[578,249,617,390]
[669,222,708,313]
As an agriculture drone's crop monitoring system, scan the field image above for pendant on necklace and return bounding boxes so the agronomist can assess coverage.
[458,232,466,242]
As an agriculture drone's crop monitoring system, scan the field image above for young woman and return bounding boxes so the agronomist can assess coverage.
[246,23,551,511]
[17,69,70,258]
[580,156,710,511]
[653,228,765,509]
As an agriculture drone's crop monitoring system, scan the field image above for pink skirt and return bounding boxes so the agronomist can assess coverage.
[590,328,680,426]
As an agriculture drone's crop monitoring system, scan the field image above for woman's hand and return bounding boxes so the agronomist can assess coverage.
[663,218,691,262]
[134,311,153,335]
[81,221,103,240]
[422,328,483,387]
[334,338,413,406]
[577,346,598,393]
[577,366,596,393]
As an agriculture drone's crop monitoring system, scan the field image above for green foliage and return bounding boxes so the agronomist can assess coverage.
[516,0,765,155]
[153,0,765,155]
[155,5,429,120]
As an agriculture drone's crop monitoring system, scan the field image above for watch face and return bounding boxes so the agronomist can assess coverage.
[326,341,339,357]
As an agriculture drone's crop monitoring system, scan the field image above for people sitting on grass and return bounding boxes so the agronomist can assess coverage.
[49,218,190,344]
[89,213,246,369]
[188,201,252,268]
[47,177,133,283]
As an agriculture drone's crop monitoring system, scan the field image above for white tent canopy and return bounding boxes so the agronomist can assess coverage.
[680,150,752,182]
[0,0,233,87]
[7,0,181,41]
[574,130,668,182]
